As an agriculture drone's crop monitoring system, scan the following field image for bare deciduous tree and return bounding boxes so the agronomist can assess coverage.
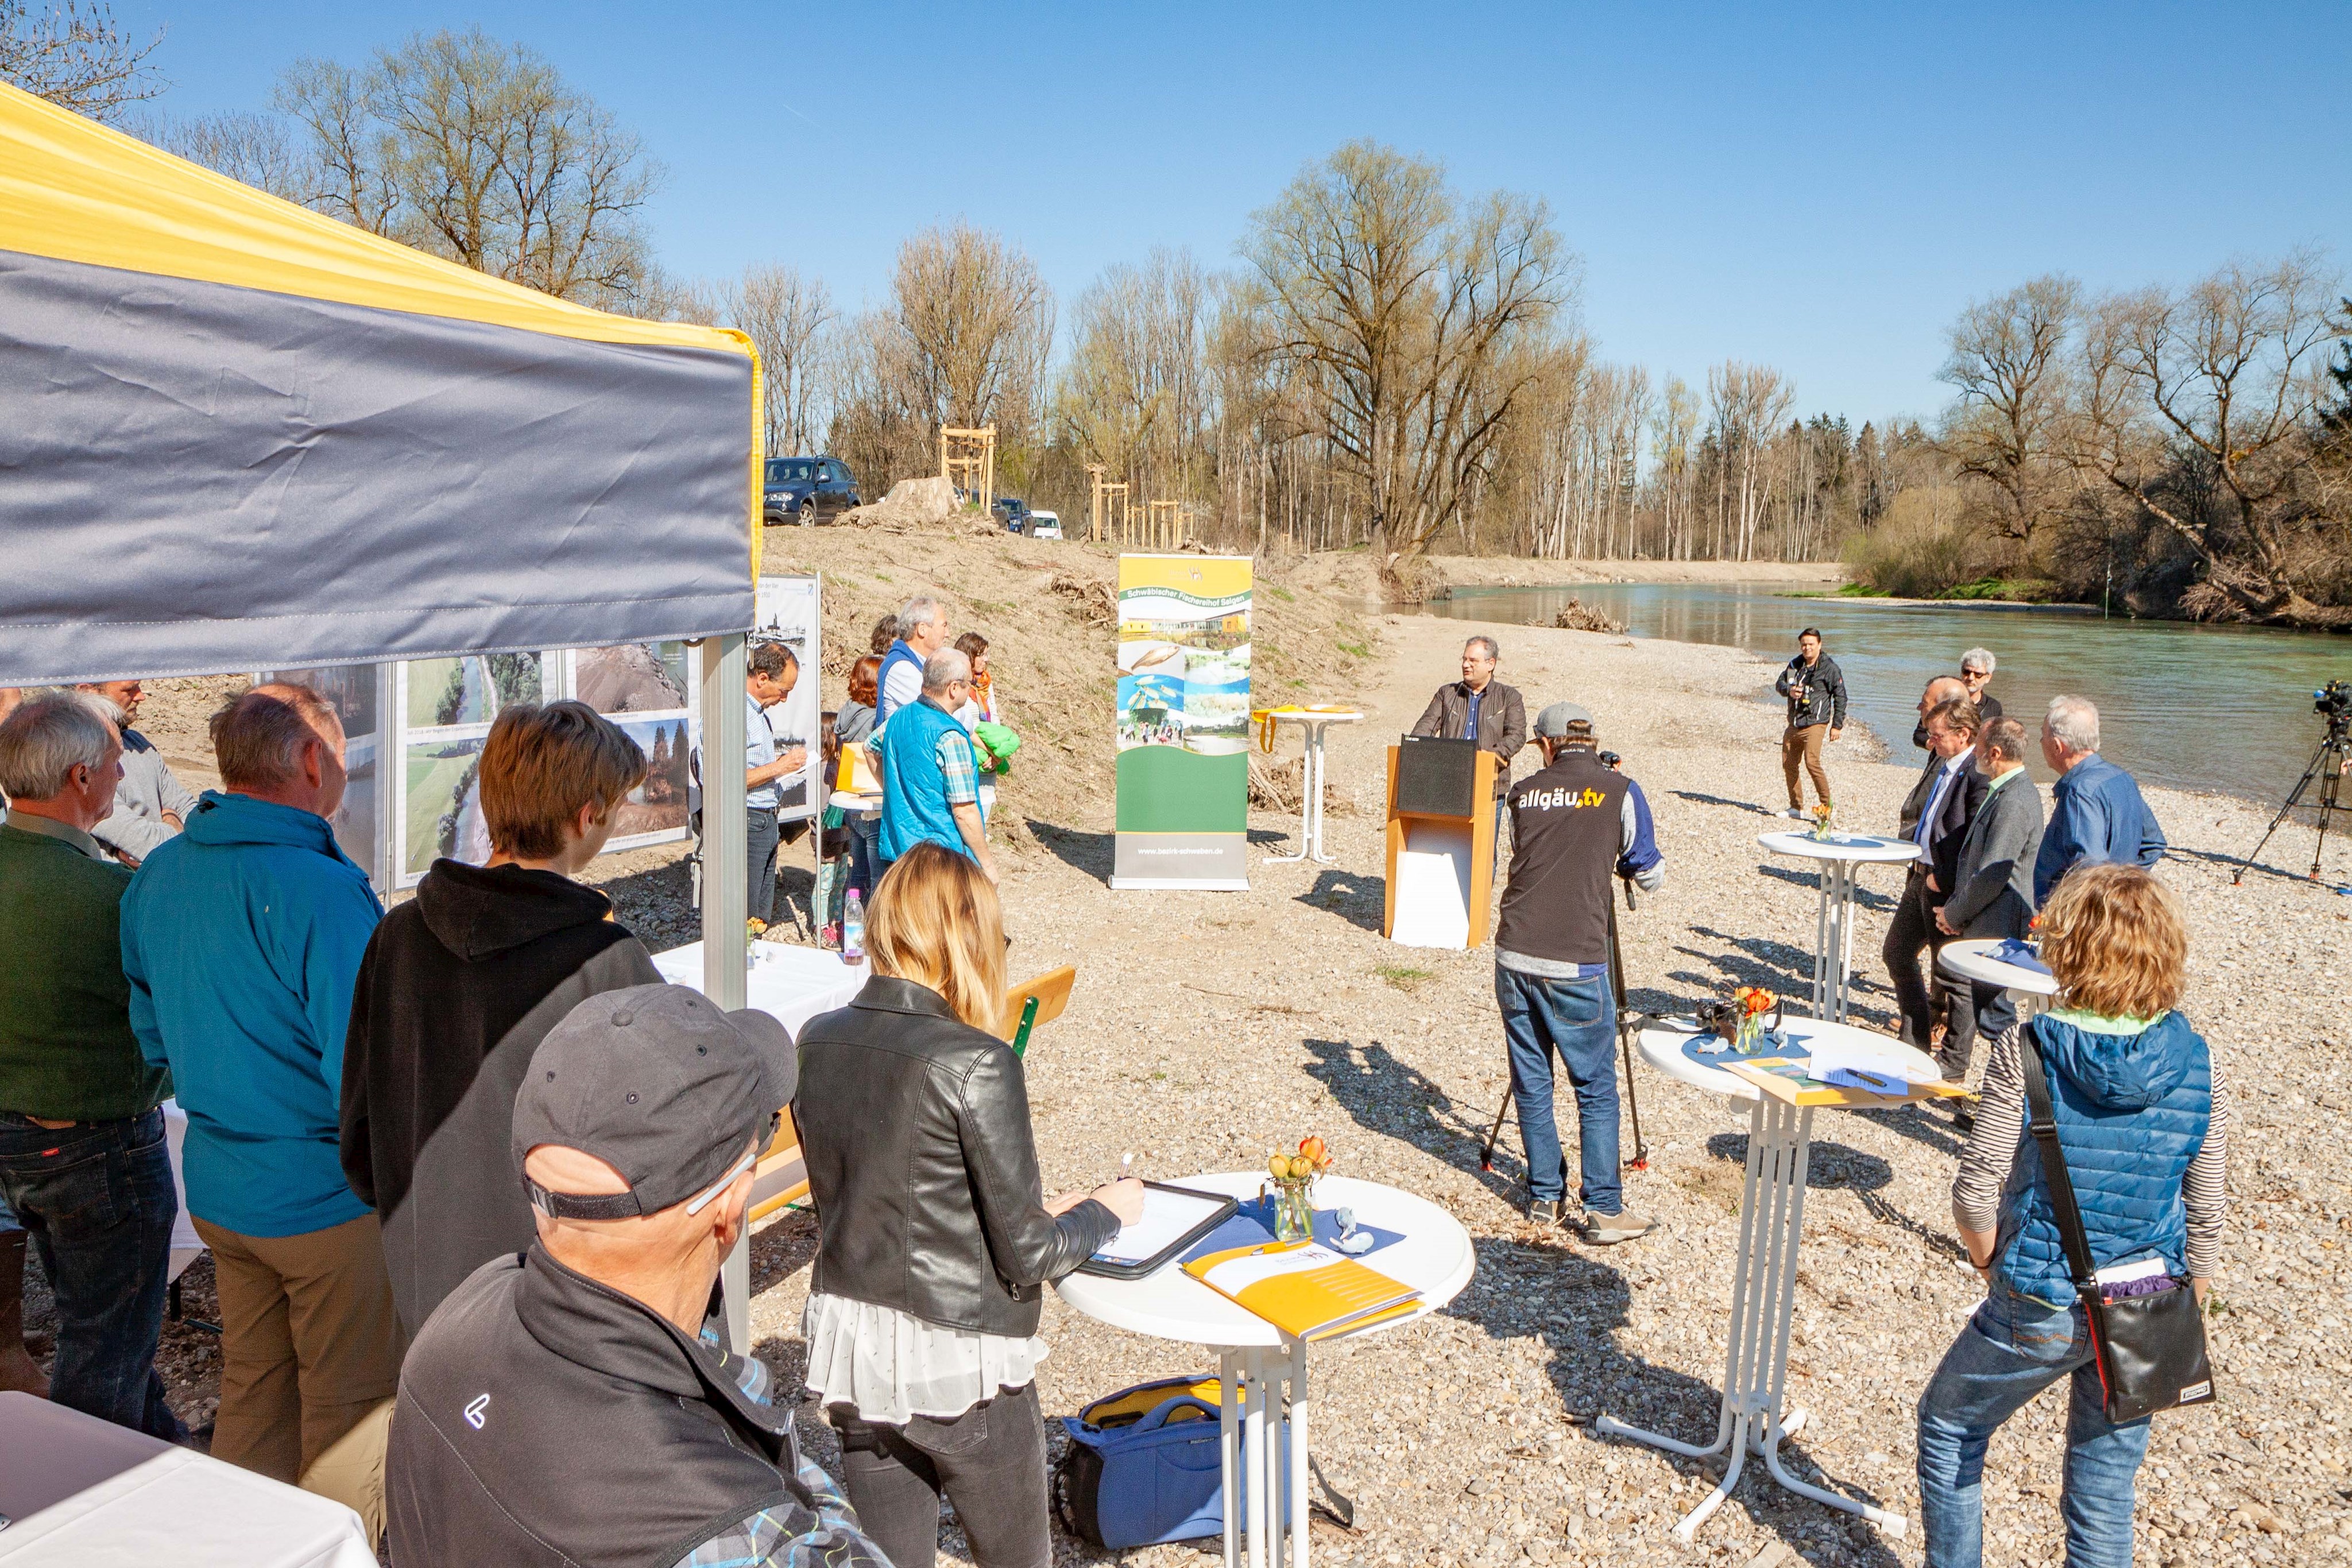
[2068,251,2345,620]
[1,1,161,122]
[149,110,304,200]
[1938,274,2081,551]
[1242,140,1576,553]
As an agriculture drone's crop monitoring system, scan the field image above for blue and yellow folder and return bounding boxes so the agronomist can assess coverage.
[1181,1240,1421,1342]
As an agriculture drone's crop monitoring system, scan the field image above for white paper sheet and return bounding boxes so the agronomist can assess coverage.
[1091,1186,1232,1267]
[1390,819,1473,949]
[1805,1038,1939,1085]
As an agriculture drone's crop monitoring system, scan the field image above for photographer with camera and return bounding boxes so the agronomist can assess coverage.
[1493,703,1662,1240]
[1774,629,1846,820]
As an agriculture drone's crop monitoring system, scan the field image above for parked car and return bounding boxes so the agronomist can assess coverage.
[991,495,1030,533]
[1028,509,1063,540]
[763,456,860,525]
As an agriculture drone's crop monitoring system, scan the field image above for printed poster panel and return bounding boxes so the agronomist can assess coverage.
[1113,555,1251,890]
[750,576,822,824]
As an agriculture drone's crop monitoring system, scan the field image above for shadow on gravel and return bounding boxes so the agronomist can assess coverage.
[1758,861,1899,912]
[1301,1036,1522,1205]
[1293,868,1387,934]
[1670,789,1777,817]
[1680,927,1813,995]
[1449,1238,1906,1566]
[1705,1133,1893,1195]
[1845,1101,1970,1161]
[1024,818,1115,880]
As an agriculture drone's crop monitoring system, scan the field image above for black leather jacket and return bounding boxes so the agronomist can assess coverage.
[794,977,1117,1337]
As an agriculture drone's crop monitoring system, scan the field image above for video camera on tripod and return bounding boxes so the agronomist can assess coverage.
[2234,679,2352,885]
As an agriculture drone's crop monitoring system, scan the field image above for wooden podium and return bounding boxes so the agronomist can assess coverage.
[1383,741,1498,949]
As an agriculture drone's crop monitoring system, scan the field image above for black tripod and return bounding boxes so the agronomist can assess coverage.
[2233,719,2351,885]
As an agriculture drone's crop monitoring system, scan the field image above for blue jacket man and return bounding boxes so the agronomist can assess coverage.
[2032,698,2165,905]
[119,686,403,1503]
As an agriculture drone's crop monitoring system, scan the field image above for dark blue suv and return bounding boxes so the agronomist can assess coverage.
[763,456,860,526]
[991,496,1030,533]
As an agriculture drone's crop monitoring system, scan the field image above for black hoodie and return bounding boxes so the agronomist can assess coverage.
[341,860,662,1336]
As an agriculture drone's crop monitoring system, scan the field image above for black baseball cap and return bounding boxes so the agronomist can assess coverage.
[513,984,796,1221]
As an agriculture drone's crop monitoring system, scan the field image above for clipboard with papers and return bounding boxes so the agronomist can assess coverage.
[1074,1183,1239,1279]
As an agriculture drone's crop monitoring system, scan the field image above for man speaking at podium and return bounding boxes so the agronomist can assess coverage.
[1410,636,1527,835]
[1494,703,1663,1241]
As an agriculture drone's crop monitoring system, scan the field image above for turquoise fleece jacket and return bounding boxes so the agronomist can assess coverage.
[122,791,383,1237]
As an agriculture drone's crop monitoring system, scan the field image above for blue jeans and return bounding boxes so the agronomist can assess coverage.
[0,1108,185,1439]
[1494,967,1620,1213]
[1917,1285,2150,1568]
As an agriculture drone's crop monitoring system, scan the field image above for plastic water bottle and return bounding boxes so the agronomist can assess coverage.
[842,888,864,965]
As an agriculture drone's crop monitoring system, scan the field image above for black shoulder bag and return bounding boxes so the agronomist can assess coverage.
[2020,1036,2216,1423]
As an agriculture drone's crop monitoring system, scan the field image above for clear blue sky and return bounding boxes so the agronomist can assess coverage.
[119,1,2350,425]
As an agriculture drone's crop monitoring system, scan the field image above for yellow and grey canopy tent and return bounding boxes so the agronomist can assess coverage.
[1,78,772,1341]
[0,79,762,686]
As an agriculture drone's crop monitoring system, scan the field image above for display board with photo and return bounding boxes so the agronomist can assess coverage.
[259,663,385,883]
[750,576,822,823]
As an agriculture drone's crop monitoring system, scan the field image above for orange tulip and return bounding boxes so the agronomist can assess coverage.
[1299,1135,1328,1167]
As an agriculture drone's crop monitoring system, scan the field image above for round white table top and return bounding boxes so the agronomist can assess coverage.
[1636,1015,1941,1101]
[1257,708,1363,726]
[1053,1172,1476,1349]
[828,790,881,814]
[1756,829,1923,865]
[1937,936,2060,997]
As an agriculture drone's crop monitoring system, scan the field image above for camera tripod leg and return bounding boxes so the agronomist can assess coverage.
[2234,734,2336,885]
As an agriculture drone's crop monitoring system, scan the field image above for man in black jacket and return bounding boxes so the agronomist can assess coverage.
[388,984,891,1568]
[1773,628,1846,819]
[1411,636,1529,814]
[1883,696,1989,1076]
[341,701,662,1338]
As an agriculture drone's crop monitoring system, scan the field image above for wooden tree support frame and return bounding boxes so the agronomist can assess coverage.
[942,425,997,512]
[1088,463,1131,545]
[1147,499,1188,550]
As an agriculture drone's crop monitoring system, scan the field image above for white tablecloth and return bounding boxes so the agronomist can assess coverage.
[653,940,871,1037]
[0,1450,373,1567]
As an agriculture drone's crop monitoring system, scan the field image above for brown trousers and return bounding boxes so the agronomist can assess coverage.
[192,1212,404,1490]
[1781,723,1831,810]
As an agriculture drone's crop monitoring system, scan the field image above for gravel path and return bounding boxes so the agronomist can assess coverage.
[738,608,2350,1568]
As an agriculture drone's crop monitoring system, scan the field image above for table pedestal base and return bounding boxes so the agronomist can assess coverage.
[1595,1097,1906,1542]
[1811,859,1860,1022]
[1220,1342,1312,1568]
[1266,725,1339,865]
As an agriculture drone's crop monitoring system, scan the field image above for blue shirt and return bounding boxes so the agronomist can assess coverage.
[2033,753,2166,905]
[1463,687,1484,745]
[746,691,780,811]
[875,697,980,864]
[121,792,382,1237]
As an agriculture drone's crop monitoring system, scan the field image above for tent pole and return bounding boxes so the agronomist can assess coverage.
[701,631,752,1352]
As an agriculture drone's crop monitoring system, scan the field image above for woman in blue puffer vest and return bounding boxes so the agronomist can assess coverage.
[1918,863,2228,1568]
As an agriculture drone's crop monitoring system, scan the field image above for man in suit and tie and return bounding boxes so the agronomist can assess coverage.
[1937,716,2047,1070]
[1885,691,1989,1078]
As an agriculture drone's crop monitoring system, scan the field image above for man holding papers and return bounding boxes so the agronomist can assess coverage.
[1492,703,1664,1240]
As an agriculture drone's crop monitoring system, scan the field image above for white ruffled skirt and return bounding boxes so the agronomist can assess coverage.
[800,1291,1050,1426]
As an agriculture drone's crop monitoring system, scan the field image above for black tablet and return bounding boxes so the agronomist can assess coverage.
[1074,1183,1240,1279]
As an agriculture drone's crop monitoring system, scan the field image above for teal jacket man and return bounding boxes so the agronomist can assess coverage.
[120,790,382,1237]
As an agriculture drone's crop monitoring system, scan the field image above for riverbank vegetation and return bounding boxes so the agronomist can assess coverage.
[45,17,2351,626]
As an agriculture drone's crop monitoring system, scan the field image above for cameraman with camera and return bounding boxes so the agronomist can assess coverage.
[1774,629,1846,820]
[1494,703,1662,1241]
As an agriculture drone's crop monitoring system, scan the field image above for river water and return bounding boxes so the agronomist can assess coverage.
[1425,580,2347,804]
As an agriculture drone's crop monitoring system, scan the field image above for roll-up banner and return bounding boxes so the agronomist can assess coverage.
[1113,555,1252,890]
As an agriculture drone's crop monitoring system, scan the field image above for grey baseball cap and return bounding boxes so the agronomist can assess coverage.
[1533,702,1596,738]
[513,984,795,1221]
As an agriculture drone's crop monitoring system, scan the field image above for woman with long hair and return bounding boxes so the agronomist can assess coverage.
[1918,863,2229,1567]
[793,843,1142,1568]
[838,655,883,903]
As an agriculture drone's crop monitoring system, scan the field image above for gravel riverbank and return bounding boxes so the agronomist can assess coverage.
[59,565,2351,1568]
[740,606,2351,1568]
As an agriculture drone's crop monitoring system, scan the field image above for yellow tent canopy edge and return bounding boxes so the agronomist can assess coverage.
[0,80,745,357]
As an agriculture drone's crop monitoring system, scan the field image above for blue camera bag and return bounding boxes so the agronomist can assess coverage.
[1053,1381,1291,1550]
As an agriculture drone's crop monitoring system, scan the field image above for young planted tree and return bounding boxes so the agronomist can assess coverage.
[1240,140,1576,555]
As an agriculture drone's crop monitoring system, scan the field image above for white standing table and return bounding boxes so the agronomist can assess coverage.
[1937,936,2059,1024]
[1755,831,1921,1021]
[1597,1017,1935,1543]
[653,939,871,1349]
[1054,1172,1475,1568]
[1257,710,1361,865]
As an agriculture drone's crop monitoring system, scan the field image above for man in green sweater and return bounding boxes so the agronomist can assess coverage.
[0,690,183,1438]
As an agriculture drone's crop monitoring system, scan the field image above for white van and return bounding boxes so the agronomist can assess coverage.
[1028,510,1063,540]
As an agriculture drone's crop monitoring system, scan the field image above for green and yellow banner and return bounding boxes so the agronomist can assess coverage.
[1113,555,1252,889]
